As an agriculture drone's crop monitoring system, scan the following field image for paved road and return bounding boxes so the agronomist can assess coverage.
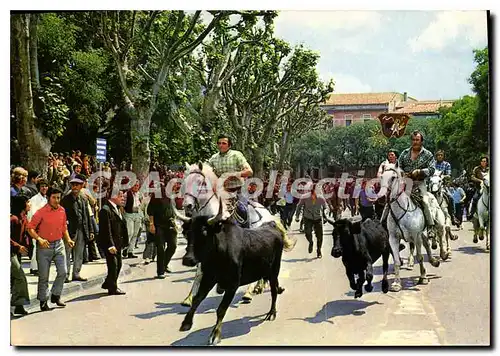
[11,218,490,346]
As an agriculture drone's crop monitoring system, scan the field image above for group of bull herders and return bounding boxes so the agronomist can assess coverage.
[172,180,399,346]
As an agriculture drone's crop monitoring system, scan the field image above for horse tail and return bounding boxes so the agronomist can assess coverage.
[274,218,296,252]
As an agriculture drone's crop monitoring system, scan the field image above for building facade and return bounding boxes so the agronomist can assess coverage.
[321,92,454,127]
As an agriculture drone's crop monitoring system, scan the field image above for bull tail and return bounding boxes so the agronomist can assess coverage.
[274,219,296,252]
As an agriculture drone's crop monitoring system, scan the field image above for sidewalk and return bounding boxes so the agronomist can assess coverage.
[20,221,186,311]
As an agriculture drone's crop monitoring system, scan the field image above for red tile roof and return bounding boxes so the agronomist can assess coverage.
[324,92,408,105]
[392,101,454,114]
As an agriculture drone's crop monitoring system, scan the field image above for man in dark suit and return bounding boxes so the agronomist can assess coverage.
[61,174,94,282]
[97,188,128,295]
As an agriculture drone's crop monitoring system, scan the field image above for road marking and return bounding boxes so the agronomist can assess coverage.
[366,330,441,345]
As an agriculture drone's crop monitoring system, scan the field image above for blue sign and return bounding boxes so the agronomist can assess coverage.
[96,138,107,163]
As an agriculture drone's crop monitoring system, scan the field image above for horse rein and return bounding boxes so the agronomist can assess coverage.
[185,170,216,212]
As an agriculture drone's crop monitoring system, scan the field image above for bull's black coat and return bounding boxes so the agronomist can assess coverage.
[180,216,285,345]
[330,218,390,298]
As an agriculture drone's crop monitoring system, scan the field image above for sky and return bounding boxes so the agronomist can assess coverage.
[273,10,489,100]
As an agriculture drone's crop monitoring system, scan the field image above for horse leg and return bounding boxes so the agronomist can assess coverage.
[486,227,490,251]
[389,235,402,292]
[181,263,203,307]
[422,231,440,268]
[253,278,267,294]
[415,239,429,285]
[242,283,255,303]
[208,287,238,346]
[406,242,415,270]
[437,224,449,261]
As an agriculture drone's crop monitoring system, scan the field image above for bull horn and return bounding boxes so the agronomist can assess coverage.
[172,200,191,222]
[207,197,224,225]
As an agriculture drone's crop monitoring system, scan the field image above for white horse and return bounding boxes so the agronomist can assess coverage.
[176,162,295,306]
[428,170,459,260]
[473,172,489,251]
[379,164,441,292]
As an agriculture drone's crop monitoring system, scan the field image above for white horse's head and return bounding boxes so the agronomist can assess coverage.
[428,170,444,194]
[379,163,404,198]
[182,162,219,217]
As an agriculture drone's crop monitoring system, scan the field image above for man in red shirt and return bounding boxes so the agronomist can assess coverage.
[28,187,75,311]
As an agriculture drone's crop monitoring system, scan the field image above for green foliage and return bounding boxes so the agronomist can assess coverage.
[36,76,70,140]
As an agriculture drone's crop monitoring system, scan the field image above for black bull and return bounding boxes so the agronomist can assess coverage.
[179,212,286,345]
[326,217,390,298]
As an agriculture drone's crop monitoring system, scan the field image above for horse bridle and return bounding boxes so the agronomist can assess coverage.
[184,170,216,212]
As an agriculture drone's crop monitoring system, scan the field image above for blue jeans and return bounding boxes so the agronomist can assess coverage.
[37,239,67,301]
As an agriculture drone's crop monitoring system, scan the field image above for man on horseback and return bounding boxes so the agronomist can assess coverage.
[433,150,458,225]
[468,156,489,220]
[382,130,436,239]
[208,134,253,228]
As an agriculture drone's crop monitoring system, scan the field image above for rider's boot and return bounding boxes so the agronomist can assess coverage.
[237,200,250,228]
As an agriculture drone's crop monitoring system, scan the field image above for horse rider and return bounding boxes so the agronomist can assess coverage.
[377,148,399,177]
[468,156,489,220]
[207,134,253,228]
[375,148,399,220]
[433,149,458,225]
[381,130,436,239]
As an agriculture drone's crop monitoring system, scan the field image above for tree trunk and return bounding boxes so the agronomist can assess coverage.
[252,146,265,179]
[28,13,39,90]
[277,130,290,171]
[128,104,151,181]
[11,14,50,175]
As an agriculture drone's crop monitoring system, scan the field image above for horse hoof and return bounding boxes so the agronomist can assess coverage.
[479,235,484,241]
[253,287,263,295]
[473,237,478,243]
[406,263,414,271]
[208,331,221,346]
[440,252,448,261]
[354,290,363,298]
[382,280,389,294]
[430,258,441,268]
[277,286,285,294]
[364,284,373,293]
[390,282,402,292]
[180,322,192,332]
[264,310,277,321]
[431,242,438,250]
[418,277,429,285]
[451,234,459,241]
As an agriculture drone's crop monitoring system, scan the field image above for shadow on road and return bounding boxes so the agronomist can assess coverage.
[122,276,157,284]
[290,299,382,325]
[282,257,315,263]
[172,276,195,284]
[456,246,489,255]
[171,314,267,346]
[67,292,109,303]
[132,292,246,320]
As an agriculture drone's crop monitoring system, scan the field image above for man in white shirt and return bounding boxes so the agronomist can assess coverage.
[27,179,49,275]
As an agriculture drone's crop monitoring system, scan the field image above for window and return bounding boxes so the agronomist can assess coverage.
[344,114,353,127]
